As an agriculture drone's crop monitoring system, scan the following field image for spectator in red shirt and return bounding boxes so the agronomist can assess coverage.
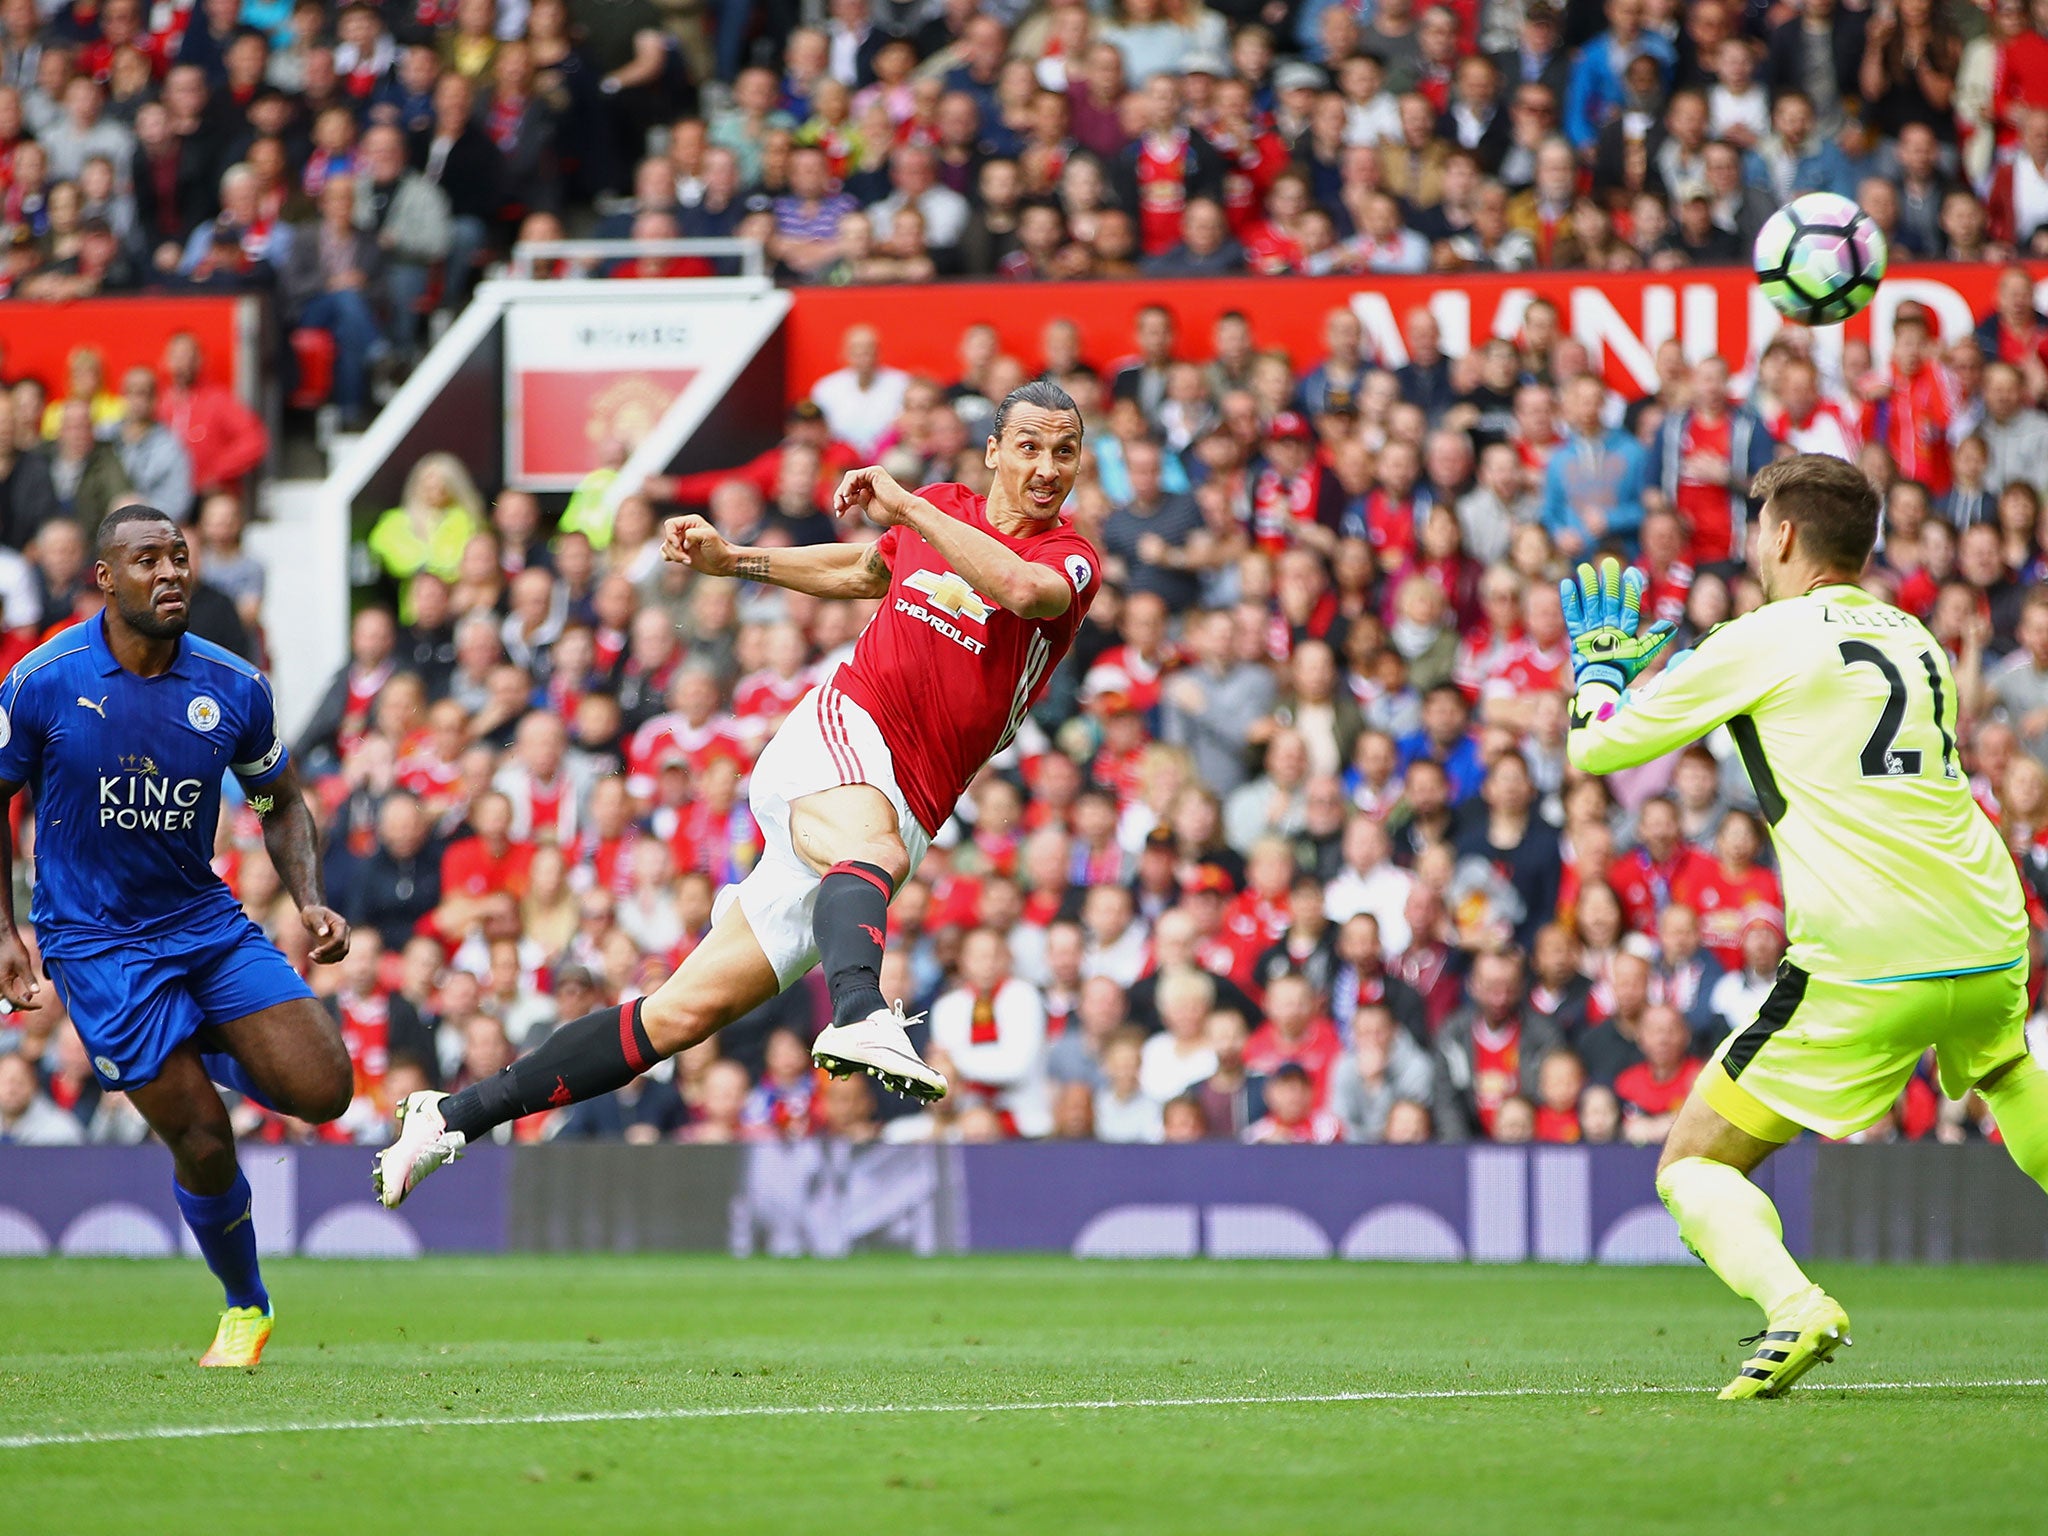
[1243,970,1344,1108]
[1670,809,1782,971]
[1610,794,1716,933]
[1865,309,1959,497]
[1533,1047,1585,1143]
[437,787,534,920]
[1613,1003,1701,1144]
[157,330,267,495]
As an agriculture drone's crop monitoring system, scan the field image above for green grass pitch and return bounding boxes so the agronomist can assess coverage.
[3,1256,2045,1534]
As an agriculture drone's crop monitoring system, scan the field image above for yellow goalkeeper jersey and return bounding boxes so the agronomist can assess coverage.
[1567,583,2027,984]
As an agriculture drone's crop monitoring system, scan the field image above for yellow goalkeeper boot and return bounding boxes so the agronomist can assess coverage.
[198,1304,274,1369]
[1720,1285,1851,1400]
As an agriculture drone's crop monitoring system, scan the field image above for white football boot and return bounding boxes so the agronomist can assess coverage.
[372,1091,467,1208]
[812,1000,948,1102]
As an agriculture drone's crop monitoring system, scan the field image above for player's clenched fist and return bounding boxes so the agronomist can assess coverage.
[662,514,737,576]
[833,466,911,526]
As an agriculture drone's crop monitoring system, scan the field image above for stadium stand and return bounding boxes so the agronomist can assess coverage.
[2,0,2047,1156]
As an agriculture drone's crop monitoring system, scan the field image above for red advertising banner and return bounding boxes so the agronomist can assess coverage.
[0,295,261,401]
[784,262,2048,403]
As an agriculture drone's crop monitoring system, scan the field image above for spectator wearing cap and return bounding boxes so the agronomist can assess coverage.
[1542,375,1648,559]
[1246,411,1341,556]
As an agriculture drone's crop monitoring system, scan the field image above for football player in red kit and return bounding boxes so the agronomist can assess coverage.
[376,382,1101,1204]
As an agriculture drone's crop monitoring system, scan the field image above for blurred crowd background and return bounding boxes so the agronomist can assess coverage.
[5,0,2048,1154]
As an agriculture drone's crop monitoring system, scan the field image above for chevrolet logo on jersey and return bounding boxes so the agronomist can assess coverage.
[903,568,993,624]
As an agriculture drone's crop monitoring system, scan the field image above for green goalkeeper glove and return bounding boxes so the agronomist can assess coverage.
[1559,559,1676,694]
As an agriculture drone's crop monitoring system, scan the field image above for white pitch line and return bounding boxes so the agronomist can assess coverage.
[2,1378,2042,1452]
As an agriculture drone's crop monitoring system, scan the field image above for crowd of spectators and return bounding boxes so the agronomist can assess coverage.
[13,0,2048,1151]
[11,0,2048,416]
[16,264,2048,1150]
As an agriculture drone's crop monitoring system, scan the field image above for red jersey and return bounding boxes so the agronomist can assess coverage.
[832,485,1100,834]
[440,835,535,900]
[1610,842,1716,934]
[1870,363,1957,497]
[1534,1105,1581,1143]
[1615,1057,1702,1119]
[1243,1017,1344,1108]
[732,667,814,742]
[1481,638,1569,701]
[1640,559,1693,628]
[1249,466,1329,552]
[625,710,747,796]
[1670,861,1783,969]
[1468,1016,1525,1136]
[1213,127,1290,236]
[336,990,391,1106]
[1673,413,1736,564]
[1134,131,1195,255]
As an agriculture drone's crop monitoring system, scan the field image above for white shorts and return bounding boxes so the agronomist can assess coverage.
[715,679,932,990]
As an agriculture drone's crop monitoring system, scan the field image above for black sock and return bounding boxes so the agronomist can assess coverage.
[440,1000,657,1140]
[816,860,892,1027]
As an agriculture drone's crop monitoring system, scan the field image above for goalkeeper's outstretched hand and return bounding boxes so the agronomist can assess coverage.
[1560,560,1676,694]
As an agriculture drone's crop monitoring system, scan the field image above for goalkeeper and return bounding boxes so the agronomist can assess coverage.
[1562,453,2048,1400]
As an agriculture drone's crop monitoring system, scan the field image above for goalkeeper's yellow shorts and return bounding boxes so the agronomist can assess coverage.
[1702,959,2030,1142]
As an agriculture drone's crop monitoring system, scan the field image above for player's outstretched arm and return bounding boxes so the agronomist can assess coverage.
[254,763,350,965]
[660,514,890,600]
[0,779,39,1010]
[1566,617,1771,777]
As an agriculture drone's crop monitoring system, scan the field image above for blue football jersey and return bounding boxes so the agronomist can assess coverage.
[0,613,290,958]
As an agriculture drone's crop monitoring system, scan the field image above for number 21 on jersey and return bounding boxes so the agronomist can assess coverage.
[1838,640,1959,781]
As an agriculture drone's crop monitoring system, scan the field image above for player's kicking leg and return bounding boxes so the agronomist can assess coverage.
[786,784,946,1101]
[375,897,785,1206]
[128,999,352,1368]
[376,781,945,1206]
[1655,1090,1851,1400]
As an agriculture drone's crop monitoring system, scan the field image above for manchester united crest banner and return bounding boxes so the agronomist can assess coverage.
[503,297,778,489]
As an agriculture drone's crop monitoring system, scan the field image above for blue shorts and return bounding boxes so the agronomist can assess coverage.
[47,910,315,1090]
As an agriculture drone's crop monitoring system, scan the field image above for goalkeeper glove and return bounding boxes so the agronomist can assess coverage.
[1559,559,1676,694]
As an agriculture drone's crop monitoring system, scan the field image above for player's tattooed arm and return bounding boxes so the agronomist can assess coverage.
[735,553,772,583]
[253,762,351,964]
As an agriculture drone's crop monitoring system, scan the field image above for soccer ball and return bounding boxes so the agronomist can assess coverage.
[1752,192,1888,327]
